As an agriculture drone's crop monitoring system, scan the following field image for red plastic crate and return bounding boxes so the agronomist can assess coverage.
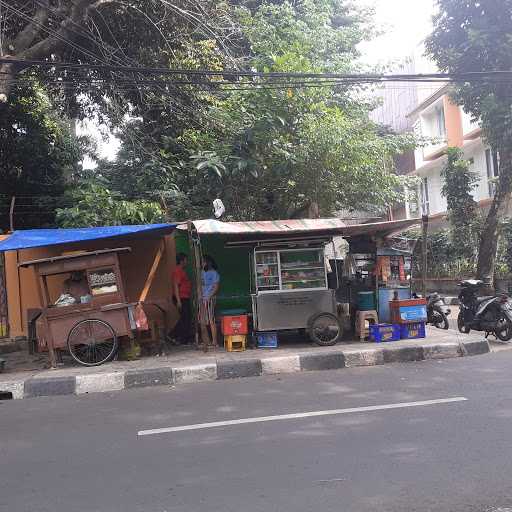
[221,315,249,335]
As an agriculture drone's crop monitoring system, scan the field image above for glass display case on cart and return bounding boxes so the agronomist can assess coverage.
[252,243,341,346]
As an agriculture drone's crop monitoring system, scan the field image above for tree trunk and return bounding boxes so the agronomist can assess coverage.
[0,63,14,103]
[0,0,109,103]
[476,149,512,288]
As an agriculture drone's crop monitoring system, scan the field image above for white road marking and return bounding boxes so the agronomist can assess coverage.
[137,396,467,437]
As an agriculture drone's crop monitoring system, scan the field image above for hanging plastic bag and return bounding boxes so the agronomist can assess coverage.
[135,303,149,331]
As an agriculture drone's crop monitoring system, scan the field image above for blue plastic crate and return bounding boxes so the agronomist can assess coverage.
[257,332,278,348]
[400,322,426,340]
[369,324,401,343]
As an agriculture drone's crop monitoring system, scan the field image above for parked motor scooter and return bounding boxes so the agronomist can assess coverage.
[427,293,451,330]
[457,280,512,341]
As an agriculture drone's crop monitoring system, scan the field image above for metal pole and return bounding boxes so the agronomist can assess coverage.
[9,196,15,232]
[421,214,429,298]
[331,238,340,290]
[188,221,207,346]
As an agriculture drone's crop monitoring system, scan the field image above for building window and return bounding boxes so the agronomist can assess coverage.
[486,148,499,197]
[434,104,446,138]
[420,177,430,215]
[420,102,447,160]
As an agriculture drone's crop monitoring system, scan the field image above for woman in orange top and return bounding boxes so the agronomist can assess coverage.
[170,253,193,344]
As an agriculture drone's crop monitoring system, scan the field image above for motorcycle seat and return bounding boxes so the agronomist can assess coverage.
[460,279,484,287]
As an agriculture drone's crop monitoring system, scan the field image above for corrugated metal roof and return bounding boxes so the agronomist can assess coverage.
[179,218,419,239]
[184,218,346,235]
[338,219,421,237]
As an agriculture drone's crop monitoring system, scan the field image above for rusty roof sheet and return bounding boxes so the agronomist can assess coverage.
[179,218,419,239]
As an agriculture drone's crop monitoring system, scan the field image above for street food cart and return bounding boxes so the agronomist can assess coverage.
[251,240,341,345]
[19,248,136,367]
[345,239,413,322]
[375,246,413,322]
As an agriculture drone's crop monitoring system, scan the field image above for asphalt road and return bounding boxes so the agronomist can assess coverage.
[3,352,512,512]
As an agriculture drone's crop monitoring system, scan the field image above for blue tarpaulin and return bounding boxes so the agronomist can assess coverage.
[0,224,177,252]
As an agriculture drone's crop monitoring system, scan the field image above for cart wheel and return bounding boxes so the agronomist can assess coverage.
[67,319,118,367]
[308,313,341,346]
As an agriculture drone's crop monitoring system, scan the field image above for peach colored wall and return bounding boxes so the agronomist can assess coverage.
[444,96,464,148]
[5,234,178,338]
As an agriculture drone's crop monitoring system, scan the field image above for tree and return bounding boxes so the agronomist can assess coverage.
[426,0,512,286]
[0,0,241,227]
[0,1,239,122]
[96,0,415,221]
[0,79,86,231]
[0,0,108,102]
[441,147,481,260]
[55,181,164,227]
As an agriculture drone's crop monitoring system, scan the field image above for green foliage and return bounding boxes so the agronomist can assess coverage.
[55,182,164,228]
[0,81,86,231]
[441,147,481,259]
[410,228,476,279]
[408,221,512,279]
[1,1,238,124]
[98,0,415,221]
[236,0,373,73]
[498,219,512,276]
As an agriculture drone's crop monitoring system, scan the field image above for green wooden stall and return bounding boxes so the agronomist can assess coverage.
[174,230,252,314]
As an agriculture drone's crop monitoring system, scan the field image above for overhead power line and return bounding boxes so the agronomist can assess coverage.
[0,1,111,65]
[1,57,512,83]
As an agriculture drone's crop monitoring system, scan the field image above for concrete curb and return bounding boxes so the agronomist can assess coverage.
[0,338,490,400]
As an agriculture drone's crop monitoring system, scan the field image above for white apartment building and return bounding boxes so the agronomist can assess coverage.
[407,85,498,224]
[371,49,499,227]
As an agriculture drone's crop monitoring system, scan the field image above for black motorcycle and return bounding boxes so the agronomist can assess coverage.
[427,293,451,330]
[457,280,512,341]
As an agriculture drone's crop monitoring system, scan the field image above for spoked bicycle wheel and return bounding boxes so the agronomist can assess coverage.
[308,313,341,346]
[67,319,118,366]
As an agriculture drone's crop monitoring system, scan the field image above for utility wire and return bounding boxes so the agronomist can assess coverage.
[0,1,111,65]
[2,57,512,83]
[31,0,131,66]
[0,2,212,148]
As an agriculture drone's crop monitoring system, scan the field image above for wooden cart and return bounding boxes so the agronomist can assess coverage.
[19,248,137,368]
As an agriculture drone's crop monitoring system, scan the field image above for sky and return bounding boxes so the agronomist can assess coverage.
[359,0,436,65]
[83,0,436,167]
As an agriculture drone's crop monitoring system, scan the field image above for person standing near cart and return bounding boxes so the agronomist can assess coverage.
[170,253,193,344]
[199,255,220,348]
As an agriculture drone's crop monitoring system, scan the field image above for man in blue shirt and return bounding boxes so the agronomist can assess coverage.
[199,255,220,348]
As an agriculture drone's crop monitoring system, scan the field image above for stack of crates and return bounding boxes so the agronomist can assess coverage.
[221,314,249,352]
[390,298,427,340]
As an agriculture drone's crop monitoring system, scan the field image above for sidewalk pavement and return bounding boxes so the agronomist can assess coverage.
[0,327,490,400]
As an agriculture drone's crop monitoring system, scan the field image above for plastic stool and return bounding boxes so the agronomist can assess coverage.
[224,335,247,352]
[356,310,379,342]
